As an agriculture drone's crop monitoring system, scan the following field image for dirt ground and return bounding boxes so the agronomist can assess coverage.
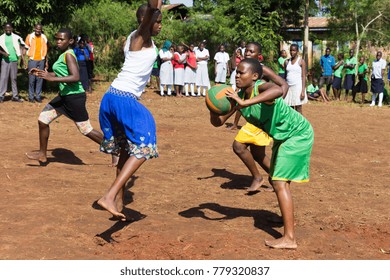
[0,80,389,260]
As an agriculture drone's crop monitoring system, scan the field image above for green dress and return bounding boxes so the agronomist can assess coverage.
[238,80,314,182]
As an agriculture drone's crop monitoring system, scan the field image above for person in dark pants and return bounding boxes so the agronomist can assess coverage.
[25,23,49,103]
[319,47,335,96]
[0,22,26,103]
[73,39,90,92]
[343,49,357,101]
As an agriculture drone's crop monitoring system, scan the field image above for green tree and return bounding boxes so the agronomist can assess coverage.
[322,0,390,62]
[191,0,305,66]
[70,0,142,77]
[0,0,90,36]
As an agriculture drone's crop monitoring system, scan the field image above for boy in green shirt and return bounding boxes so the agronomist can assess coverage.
[331,53,344,100]
[352,56,368,104]
[307,78,330,102]
[277,50,287,79]
[0,23,26,102]
[343,49,357,101]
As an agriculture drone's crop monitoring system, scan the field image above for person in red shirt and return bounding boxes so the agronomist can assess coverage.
[183,42,197,96]
[173,44,186,97]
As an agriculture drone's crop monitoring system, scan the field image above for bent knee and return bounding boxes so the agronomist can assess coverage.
[75,120,93,135]
[233,140,247,154]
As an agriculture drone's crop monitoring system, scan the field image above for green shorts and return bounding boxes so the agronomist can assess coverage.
[270,125,314,183]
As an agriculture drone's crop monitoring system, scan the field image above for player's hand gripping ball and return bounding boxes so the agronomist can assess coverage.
[205,84,234,115]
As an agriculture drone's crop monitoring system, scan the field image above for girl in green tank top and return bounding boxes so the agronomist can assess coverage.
[26,28,117,167]
[210,58,314,249]
[30,30,84,96]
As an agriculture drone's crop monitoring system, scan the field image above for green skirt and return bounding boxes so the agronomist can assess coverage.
[270,125,314,183]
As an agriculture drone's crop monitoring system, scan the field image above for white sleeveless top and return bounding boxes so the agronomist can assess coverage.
[286,56,302,86]
[111,31,157,97]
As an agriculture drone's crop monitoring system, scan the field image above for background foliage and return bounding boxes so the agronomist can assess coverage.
[3,0,390,79]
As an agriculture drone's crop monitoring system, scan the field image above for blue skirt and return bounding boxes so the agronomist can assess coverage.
[99,86,158,160]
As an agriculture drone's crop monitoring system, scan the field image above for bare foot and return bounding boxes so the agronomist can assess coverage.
[115,196,123,213]
[227,125,238,130]
[25,151,47,163]
[262,186,275,192]
[111,154,119,167]
[264,177,275,192]
[97,197,126,221]
[246,177,265,192]
[265,236,297,249]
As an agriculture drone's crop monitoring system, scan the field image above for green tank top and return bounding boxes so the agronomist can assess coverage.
[52,49,84,96]
[238,80,312,142]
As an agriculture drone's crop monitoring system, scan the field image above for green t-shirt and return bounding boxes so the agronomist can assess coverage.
[307,84,319,94]
[3,34,18,62]
[345,57,357,75]
[358,63,368,81]
[238,80,312,142]
[278,57,287,74]
[333,62,344,78]
[52,49,84,96]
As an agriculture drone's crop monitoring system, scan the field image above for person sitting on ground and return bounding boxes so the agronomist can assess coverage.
[306,78,330,103]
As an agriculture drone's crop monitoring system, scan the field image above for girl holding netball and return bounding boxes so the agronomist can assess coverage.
[210,58,314,249]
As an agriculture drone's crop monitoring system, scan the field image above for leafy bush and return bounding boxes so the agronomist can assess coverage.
[69,0,139,75]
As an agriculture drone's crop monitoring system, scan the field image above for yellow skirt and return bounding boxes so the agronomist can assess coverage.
[234,122,272,146]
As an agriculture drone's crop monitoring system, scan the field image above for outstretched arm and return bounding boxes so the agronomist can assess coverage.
[226,83,282,108]
[263,65,288,98]
[131,0,162,51]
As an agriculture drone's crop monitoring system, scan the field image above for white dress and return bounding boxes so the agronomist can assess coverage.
[214,51,229,83]
[159,49,173,85]
[284,56,308,106]
[195,48,210,88]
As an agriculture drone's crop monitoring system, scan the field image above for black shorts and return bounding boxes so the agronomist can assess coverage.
[332,76,342,89]
[354,79,368,93]
[49,93,89,122]
[151,67,160,77]
[309,91,320,98]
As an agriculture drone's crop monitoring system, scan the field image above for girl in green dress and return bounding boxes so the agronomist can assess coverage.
[210,58,314,249]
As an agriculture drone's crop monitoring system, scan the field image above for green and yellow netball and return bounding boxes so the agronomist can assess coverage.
[205,84,233,115]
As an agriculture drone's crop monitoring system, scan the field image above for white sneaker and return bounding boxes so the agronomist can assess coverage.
[378,103,382,107]
[197,93,201,96]
[160,92,164,96]
[191,93,196,97]
[370,102,375,107]
[202,93,206,97]
[185,93,189,97]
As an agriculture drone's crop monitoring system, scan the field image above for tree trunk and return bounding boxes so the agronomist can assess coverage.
[303,0,309,71]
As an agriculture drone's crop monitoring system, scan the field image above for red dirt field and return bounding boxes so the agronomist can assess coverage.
[0,81,389,260]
